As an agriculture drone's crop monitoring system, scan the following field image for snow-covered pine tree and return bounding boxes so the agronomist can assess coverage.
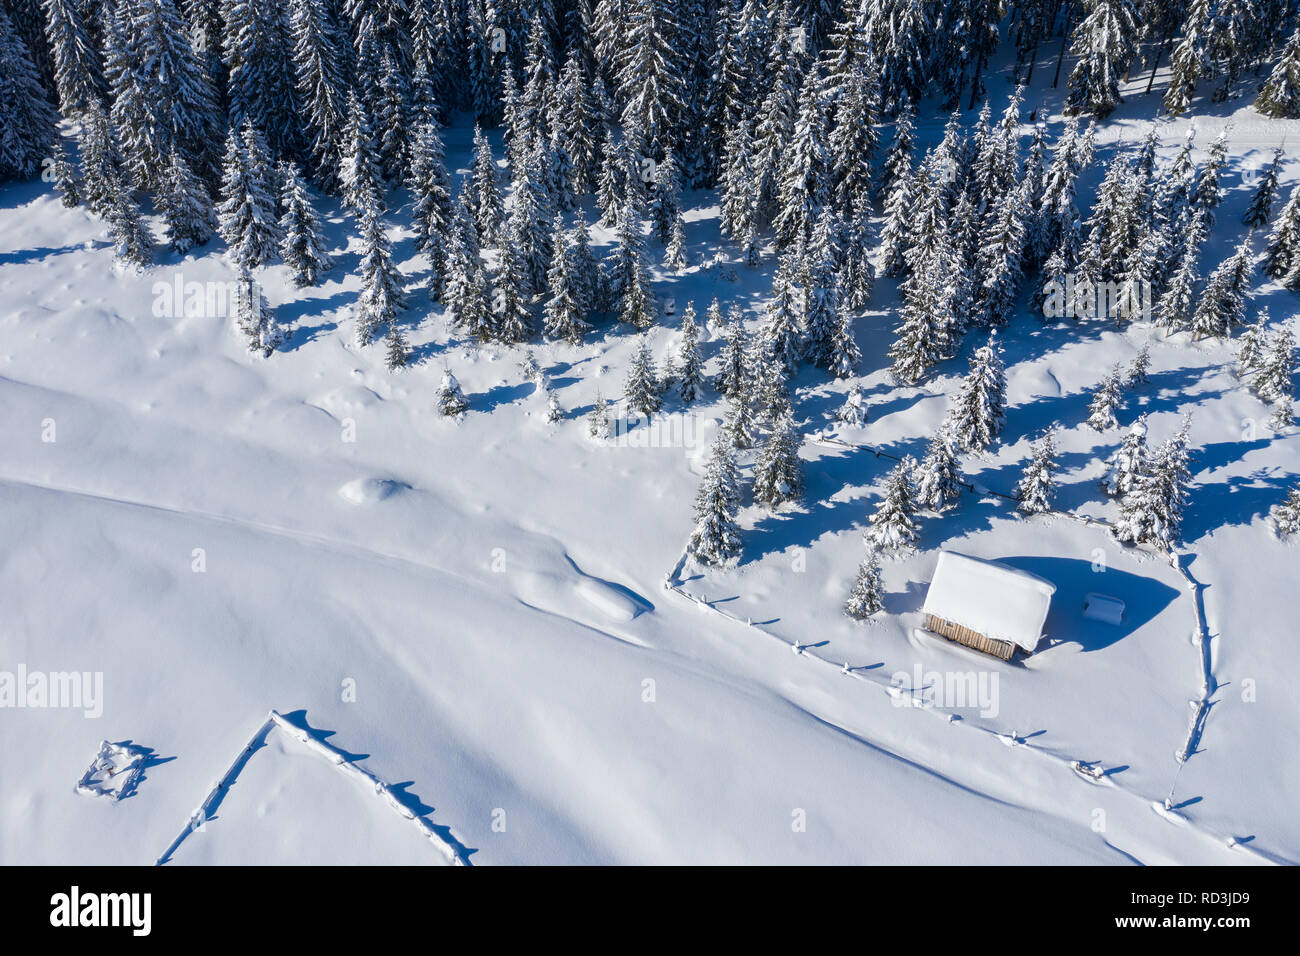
[289,0,349,182]
[754,411,800,509]
[1126,343,1152,386]
[105,187,154,266]
[383,323,411,370]
[1244,148,1283,229]
[949,333,1007,451]
[866,456,920,554]
[1255,325,1296,427]
[1256,26,1300,119]
[1064,0,1139,118]
[624,334,662,419]
[772,68,830,249]
[234,269,282,356]
[588,388,613,440]
[1,14,62,183]
[50,138,79,207]
[877,101,915,201]
[437,369,469,417]
[353,203,406,348]
[76,101,122,215]
[278,161,332,287]
[1164,0,1211,117]
[649,147,683,245]
[1191,131,1229,229]
[1270,483,1300,537]
[973,181,1028,328]
[714,307,750,399]
[606,196,653,329]
[1236,307,1271,378]
[338,90,384,217]
[835,384,869,427]
[677,303,705,403]
[915,426,963,512]
[42,0,105,116]
[686,433,742,567]
[546,387,565,423]
[1086,364,1126,431]
[217,127,282,269]
[1103,416,1149,497]
[408,120,453,296]
[1016,428,1059,515]
[1112,417,1193,550]
[1191,239,1254,339]
[844,548,885,621]
[489,223,535,344]
[543,214,591,345]
[1264,185,1300,285]
[470,123,504,244]
[724,392,756,449]
[1156,239,1200,334]
[824,300,862,379]
[159,147,217,254]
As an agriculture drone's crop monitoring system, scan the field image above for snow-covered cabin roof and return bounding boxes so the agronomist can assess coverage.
[921,552,1056,653]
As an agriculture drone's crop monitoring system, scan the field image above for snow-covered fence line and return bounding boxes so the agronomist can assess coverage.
[266,711,469,866]
[1163,550,1217,784]
[156,711,469,866]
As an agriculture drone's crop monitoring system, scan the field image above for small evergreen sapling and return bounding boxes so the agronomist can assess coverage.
[1103,417,1149,497]
[915,427,963,513]
[1086,364,1126,431]
[588,390,613,440]
[279,163,333,287]
[677,303,705,404]
[437,370,469,417]
[383,324,411,370]
[835,384,869,428]
[1270,484,1300,538]
[949,333,1008,452]
[624,335,662,420]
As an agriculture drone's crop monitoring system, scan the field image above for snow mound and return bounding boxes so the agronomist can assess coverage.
[310,384,383,418]
[338,477,407,504]
[575,577,646,623]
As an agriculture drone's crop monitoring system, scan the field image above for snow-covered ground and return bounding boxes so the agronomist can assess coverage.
[2,58,1298,865]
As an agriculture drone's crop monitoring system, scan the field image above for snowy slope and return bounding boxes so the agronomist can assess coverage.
[2,54,1299,865]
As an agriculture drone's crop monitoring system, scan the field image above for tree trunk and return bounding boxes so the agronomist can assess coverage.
[1053,6,1074,90]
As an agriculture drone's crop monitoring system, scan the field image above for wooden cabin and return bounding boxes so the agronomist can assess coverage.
[921,552,1056,661]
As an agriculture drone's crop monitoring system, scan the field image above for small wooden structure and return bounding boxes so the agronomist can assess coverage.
[921,552,1056,661]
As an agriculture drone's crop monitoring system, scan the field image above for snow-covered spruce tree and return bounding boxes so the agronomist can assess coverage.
[1236,308,1271,378]
[1164,0,1211,117]
[1112,417,1193,550]
[42,0,105,115]
[1191,131,1228,230]
[588,389,613,440]
[825,300,862,379]
[677,303,705,404]
[545,387,565,423]
[570,211,599,315]
[159,148,217,255]
[234,269,283,357]
[761,256,805,372]
[649,147,683,245]
[973,184,1028,328]
[288,0,349,182]
[877,159,915,278]
[1155,240,1200,334]
[510,139,556,296]
[878,101,915,201]
[845,548,885,622]
[1127,343,1152,387]
[437,370,469,417]
[408,120,452,297]
[1016,429,1059,515]
[915,426,963,513]
[724,392,757,450]
[490,224,535,344]
[714,308,750,399]
[383,323,411,370]
[221,0,298,158]
[606,196,653,329]
[470,124,504,243]
[217,128,281,269]
[76,101,123,215]
[1255,325,1296,427]
[772,70,830,249]
[353,204,407,348]
[1191,240,1254,340]
[1033,117,1094,267]
[543,215,591,345]
[1244,148,1283,229]
[1270,484,1300,537]
[1103,416,1150,498]
[0,9,58,182]
[1064,0,1139,118]
[624,334,662,420]
[105,188,154,266]
[50,138,79,207]
[1086,364,1126,431]
[1256,26,1300,119]
[949,333,1008,452]
[279,162,332,287]
[836,384,869,427]
[687,433,742,567]
[1264,186,1300,285]
[866,456,920,554]
[339,91,384,217]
